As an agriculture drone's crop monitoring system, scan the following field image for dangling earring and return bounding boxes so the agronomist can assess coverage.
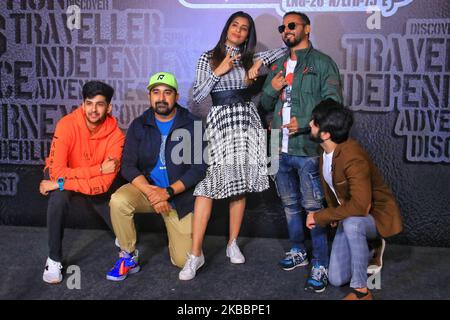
[243,39,248,52]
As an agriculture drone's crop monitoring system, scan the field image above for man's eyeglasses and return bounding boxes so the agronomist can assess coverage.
[278,22,305,33]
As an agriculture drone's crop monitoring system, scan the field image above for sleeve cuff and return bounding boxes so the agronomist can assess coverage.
[179,175,195,191]
[314,210,331,227]
[211,73,221,82]
[89,165,101,177]
[261,56,270,66]
[121,169,142,183]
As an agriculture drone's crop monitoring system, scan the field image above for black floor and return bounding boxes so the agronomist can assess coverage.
[0,226,449,300]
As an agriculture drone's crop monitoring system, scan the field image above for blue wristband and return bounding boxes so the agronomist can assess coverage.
[57,177,65,191]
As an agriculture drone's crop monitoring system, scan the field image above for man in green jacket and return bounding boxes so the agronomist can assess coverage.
[261,11,343,293]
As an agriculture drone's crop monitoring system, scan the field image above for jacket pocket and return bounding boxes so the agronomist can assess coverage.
[334,180,349,202]
[301,73,318,94]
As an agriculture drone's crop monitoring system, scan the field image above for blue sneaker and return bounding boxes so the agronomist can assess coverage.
[305,261,328,293]
[278,248,309,271]
[106,250,140,281]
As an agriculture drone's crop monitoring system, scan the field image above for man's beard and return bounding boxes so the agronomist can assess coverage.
[154,102,174,116]
[309,132,324,144]
[283,33,302,48]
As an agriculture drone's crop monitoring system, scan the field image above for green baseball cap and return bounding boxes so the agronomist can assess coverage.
[147,72,178,92]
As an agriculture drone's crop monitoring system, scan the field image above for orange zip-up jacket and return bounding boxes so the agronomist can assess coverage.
[44,106,125,195]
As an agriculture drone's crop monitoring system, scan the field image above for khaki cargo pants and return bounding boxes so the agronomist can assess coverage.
[109,183,192,268]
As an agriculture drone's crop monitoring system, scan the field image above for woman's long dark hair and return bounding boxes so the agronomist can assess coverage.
[210,11,257,75]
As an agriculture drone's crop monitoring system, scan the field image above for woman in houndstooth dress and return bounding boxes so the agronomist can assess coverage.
[179,11,287,281]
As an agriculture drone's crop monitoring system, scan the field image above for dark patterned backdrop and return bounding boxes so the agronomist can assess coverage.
[1,0,449,247]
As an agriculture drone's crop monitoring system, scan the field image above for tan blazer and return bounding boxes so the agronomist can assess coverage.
[314,139,403,238]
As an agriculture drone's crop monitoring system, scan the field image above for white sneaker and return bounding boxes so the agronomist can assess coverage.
[43,257,63,284]
[226,239,245,264]
[179,253,205,281]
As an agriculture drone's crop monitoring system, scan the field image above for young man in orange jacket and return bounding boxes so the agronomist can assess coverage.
[39,81,125,284]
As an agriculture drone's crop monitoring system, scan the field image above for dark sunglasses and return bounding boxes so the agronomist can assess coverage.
[278,22,304,33]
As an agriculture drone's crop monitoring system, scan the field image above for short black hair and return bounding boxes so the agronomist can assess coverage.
[311,99,353,144]
[283,11,311,26]
[82,81,114,104]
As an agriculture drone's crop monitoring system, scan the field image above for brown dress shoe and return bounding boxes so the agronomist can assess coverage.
[367,238,385,275]
[343,289,373,300]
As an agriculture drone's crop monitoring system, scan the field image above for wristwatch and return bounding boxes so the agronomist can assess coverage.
[166,186,175,199]
[57,177,65,191]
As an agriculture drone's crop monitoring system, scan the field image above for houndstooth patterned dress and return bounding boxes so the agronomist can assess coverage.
[193,45,287,199]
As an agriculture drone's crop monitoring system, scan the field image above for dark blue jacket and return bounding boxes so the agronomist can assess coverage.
[121,105,207,218]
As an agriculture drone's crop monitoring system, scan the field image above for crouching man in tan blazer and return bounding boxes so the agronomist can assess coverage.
[306,99,403,300]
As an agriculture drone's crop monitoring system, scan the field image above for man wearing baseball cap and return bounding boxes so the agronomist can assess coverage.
[106,72,207,281]
[146,71,179,91]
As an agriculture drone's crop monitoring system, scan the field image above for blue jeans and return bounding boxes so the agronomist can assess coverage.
[274,153,329,267]
[328,215,378,289]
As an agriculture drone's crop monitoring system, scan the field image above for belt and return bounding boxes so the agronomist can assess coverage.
[211,89,252,106]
